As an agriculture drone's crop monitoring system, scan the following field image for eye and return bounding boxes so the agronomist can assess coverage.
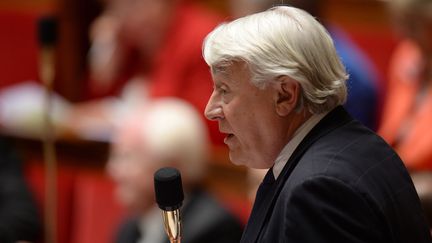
[218,85,229,95]
[221,88,227,95]
[214,83,231,102]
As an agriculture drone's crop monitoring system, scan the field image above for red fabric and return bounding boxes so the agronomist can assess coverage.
[24,162,76,243]
[378,39,432,171]
[25,163,127,243]
[0,11,40,88]
[219,195,252,226]
[87,3,224,145]
[148,3,224,145]
[70,172,126,243]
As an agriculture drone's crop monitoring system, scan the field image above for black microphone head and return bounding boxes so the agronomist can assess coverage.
[38,16,58,46]
[154,167,184,211]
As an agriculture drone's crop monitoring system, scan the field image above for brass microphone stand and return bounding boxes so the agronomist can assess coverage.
[162,209,182,243]
[38,16,58,243]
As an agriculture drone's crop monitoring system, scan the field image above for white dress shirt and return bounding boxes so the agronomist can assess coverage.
[272,111,329,179]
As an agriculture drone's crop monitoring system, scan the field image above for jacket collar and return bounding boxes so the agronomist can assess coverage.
[240,106,354,243]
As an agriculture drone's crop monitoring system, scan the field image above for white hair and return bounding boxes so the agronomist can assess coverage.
[135,98,209,183]
[203,6,348,114]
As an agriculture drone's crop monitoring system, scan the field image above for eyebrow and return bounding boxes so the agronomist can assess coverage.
[211,58,237,74]
[211,66,227,77]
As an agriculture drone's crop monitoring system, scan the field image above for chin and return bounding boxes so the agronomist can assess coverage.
[229,151,255,168]
[229,151,272,169]
[228,151,244,166]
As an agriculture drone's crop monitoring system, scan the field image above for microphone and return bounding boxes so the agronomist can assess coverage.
[38,16,57,88]
[154,167,184,243]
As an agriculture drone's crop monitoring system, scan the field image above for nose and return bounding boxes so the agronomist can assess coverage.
[106,155,127,183]
[205,92,224,121]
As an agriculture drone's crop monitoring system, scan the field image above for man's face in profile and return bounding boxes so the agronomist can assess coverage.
[205,61,282,169]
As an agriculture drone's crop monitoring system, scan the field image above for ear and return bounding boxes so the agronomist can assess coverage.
[274,76,300,117]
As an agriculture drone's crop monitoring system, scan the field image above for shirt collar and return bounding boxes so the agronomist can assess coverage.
[272,111,328,179]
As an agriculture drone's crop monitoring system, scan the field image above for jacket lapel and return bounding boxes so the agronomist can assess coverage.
[241,106,354,243]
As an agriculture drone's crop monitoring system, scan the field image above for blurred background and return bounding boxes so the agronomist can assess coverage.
[0,0,395,102]
[1,0,427,242]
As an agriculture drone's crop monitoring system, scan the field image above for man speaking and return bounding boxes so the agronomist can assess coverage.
[203,5,432,243]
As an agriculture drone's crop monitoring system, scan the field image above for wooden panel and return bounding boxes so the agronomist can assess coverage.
[324,0,392,33]
[0,0,54,12]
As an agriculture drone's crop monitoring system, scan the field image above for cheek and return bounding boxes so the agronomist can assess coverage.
[106,160,127,183]
[117,166,152,202]
[238,108,272,138]
[129,164,153,192]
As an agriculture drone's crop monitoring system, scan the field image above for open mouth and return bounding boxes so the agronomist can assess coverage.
[224,134,234,144]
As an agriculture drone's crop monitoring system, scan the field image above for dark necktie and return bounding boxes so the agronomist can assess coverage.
[241,168,276,243]
[250,168,276,217]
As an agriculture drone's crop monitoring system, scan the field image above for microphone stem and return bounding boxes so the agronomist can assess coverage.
[40,46,57,243]
[162,209,182,243]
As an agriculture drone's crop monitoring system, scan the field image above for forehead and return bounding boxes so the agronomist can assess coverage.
[211,60,250,85]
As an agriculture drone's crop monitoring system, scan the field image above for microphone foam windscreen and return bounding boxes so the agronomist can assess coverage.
[38,16,58,46]
[154,167,184,211]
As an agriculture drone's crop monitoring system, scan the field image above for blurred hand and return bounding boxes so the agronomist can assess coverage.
[88,15,126,92]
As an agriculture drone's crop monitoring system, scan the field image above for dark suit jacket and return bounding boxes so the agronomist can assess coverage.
[241,106,432,243]
[0,137,41,243]
[115,188,243,243]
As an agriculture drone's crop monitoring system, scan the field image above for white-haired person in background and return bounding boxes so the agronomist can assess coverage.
[203,6,431,243]
[107,98,243,243]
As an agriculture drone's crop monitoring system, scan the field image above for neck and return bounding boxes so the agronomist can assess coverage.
[285,109,313,140]
[267,108,312,164]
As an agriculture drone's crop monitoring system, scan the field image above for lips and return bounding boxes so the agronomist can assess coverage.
[224,134,234,144]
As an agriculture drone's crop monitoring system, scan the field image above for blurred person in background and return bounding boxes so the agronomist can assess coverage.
[229,0,380,131]
[379,0,432,227]
[0,137,41,243]
[76,0,224,144]
[379,0,432,171]
[106,98,243,243]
